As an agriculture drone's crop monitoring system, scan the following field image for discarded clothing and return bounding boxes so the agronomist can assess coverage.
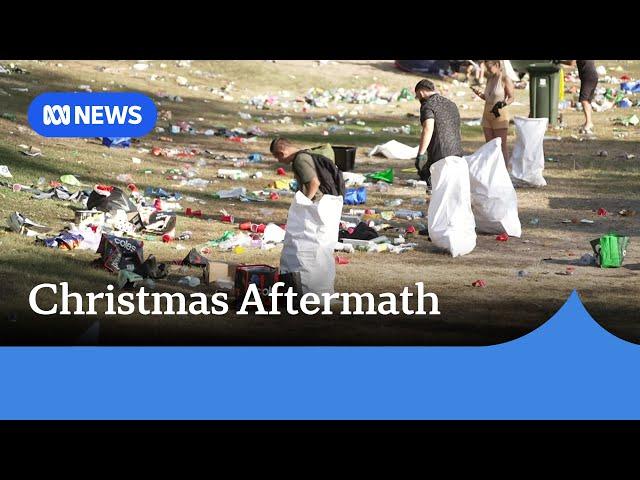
[339,222,379,241]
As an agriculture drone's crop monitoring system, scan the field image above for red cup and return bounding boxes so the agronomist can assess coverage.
[239,222,251,231]
[335,256,350,265]
[221,214,234,223]
[162,234,172,243]
[276,167,286,176]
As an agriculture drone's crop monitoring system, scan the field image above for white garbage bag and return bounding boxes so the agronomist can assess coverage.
[368,140,418,160]
[465,138,522,237]
[262,223,286,244]
[280,191,343,295]
[427,156,476,257]
[510,116,548,187]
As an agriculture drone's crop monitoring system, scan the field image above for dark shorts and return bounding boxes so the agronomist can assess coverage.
[579,75,598,102]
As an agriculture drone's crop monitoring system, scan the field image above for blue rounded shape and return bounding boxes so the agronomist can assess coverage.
[27,92,157,138]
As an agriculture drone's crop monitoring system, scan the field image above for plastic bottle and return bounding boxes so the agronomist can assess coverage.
[395,209,424,220]
[178,276,200,287]
[218,169,248,180]
[116,173,133,183]
[185,178,209,187]
[214,187,246,199]
[384,199,403,207]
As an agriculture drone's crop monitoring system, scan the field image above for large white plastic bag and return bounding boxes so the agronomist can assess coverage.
[427,156,476,257]
[510,116,548,187]
[368,140,418,160]
[280,191,343,295]
[465,138,522,237]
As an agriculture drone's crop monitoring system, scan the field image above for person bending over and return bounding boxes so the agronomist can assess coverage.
[414,79,464,190]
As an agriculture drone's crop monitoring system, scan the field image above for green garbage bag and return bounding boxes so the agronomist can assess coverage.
[308,143,335,162]
[60,174,82,186]
[365,168,394,184]
[590,234,630,268]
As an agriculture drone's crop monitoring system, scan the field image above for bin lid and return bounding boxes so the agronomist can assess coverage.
[527,63,560,74]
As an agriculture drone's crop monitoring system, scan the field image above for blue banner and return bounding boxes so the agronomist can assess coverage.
[0,292,636,419]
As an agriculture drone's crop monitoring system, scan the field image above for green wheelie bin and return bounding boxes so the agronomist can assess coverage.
[527,63,561,125]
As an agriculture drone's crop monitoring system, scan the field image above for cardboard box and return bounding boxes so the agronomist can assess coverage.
[204,261,238,285]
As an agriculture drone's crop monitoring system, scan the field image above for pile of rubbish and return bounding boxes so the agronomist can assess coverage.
[0,63,29,75]
[156,119,265,142]
[336,209,421,254]
[561,69,640,113]
[246,85,414,111]
[304,85,414,107]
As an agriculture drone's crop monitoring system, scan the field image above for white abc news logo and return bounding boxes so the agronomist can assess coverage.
[42,105,143,126]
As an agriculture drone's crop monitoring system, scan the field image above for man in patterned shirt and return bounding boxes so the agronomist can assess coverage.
[414,79,464,189]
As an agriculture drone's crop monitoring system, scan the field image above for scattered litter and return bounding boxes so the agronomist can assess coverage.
[365,168,394,184]
[0,165,12,178]
[597,208,608,217]
[472,279,486,287]
[8,212,51,236]
[21,146,42,157]
[102,137,131,148]
[614,114,640,127]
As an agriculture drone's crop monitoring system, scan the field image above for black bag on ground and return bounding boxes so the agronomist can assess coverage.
[182,248,209,268]
[339,222,379,241]
[302,150,346,197]
[134,254,168,279]
[87,186,136,213]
